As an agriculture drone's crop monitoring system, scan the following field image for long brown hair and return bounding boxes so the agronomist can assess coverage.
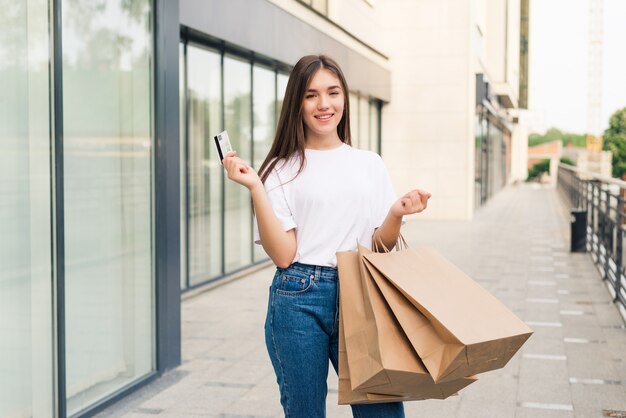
[258,55,351,184]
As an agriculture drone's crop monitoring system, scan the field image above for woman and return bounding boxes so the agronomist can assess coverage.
[223,55,430,417]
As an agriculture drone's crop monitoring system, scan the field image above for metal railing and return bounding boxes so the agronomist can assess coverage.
[557,163,626,313]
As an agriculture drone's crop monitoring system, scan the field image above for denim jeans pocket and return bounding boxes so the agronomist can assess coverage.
[275,269,314,296]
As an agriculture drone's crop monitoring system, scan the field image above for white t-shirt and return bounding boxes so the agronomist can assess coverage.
[253,143,400,267]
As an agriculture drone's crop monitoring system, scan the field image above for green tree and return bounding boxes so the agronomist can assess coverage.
[560,157,575,166]
[528,127,586,147]
[527,159,550,181]
[602,107,626,178]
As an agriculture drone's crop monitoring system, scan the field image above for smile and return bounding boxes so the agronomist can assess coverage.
[315,114,334,121]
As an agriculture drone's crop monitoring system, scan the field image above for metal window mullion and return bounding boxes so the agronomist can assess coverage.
[250,61,255,263]
[51,0,67,416]
[183,40,191,290]
[220,51,225,276]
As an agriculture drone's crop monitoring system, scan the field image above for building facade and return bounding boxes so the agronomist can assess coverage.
[0,0,527,416]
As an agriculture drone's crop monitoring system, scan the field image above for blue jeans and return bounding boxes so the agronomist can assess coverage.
[264,262,405,418]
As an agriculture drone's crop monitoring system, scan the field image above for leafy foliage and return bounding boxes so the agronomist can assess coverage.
[560,157,575,166]
[527,159,550,181]
[602,107,626,178]
[528,128,586,147]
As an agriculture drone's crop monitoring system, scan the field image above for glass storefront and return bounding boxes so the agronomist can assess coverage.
[0,0,156,416]
[349,92,380,153]
[178,38,383,289]
[0,1,55,416]
[185,44,223,286]
[178,40,291,289]
[2,1,389,415]
[475,106,510,208]
[252,66,281,262]
[224,56,253,273]
[61,0,154,414]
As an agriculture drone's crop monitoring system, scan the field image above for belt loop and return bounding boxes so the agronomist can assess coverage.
[315,265,321,282]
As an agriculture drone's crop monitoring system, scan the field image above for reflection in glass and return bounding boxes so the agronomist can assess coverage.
[187,45,223,284]
[349,92,359,148]
[253,65,276,262]
[224,56,252,272]
[369,101,380,153]
[61,0,154,414]
[359,97,369,150]
[277,73,288,117]
[0,1,54,416]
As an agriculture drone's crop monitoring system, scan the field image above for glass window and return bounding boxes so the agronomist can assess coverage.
[224,56,252,273]
[359,96,370,150]
[61,0,154,414]
[369,100,380,153]
[187,45,223,285]
[253,65,277,263]
[0,1,54,416]
[277,72,289,118]
[349,92,359,148]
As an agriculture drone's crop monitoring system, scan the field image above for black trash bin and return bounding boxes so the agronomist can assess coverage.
[570,209,587,252]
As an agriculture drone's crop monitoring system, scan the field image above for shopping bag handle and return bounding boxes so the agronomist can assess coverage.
[372,232,409,253]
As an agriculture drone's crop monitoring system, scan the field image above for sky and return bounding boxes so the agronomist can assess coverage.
[528,0,626,135]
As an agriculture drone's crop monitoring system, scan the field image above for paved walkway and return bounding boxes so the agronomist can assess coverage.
[97,184,626,418]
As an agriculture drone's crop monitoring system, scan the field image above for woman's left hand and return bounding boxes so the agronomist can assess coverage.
[390,189,431,217]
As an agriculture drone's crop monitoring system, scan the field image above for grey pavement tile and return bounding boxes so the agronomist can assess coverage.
[172,385,251,415]
[562,325,606,341]
[97,186,626,418]
[457,399,516,418]
[559,313,601,328]
[514,405,574,418]
[524,324,564,339]
[519,355,569,380]
[201,338,264,362]
[522,335,566,355]
[183,338,228,361]
[570,383,626,412]
[523,308,564,323]
[209,359,274,387]
[573,407,606,418]
[133,408,164,415]
[178,358,232,377]
[402,397,461,417]
[502,353,522,375]
[460,371,518,403]
[139,377,200,410]
[566,347,621,381]
[220,384,283,417]
[517,376,572,405]
[325,396,354,418]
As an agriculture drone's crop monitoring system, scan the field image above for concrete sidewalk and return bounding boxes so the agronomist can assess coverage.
[97,184,626,418]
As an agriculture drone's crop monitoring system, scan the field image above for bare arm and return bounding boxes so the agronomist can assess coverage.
[223,151,296,268]
[373,189,431,252]
[250,183,297,268]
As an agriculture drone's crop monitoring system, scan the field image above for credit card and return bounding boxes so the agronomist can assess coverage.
[213,130,233,162]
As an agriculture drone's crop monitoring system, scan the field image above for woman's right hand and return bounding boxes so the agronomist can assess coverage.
[222,151,262,191]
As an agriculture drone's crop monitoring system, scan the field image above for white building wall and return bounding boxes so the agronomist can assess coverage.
[267,0,526,220]
[485,0,507,82]
[377,0,474,220]
[328,0,383,53]
[507,0,521,99]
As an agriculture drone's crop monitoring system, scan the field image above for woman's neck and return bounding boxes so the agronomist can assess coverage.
[305,132,342,150]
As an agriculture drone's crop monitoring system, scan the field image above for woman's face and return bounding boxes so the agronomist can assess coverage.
[301,68,345,139]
